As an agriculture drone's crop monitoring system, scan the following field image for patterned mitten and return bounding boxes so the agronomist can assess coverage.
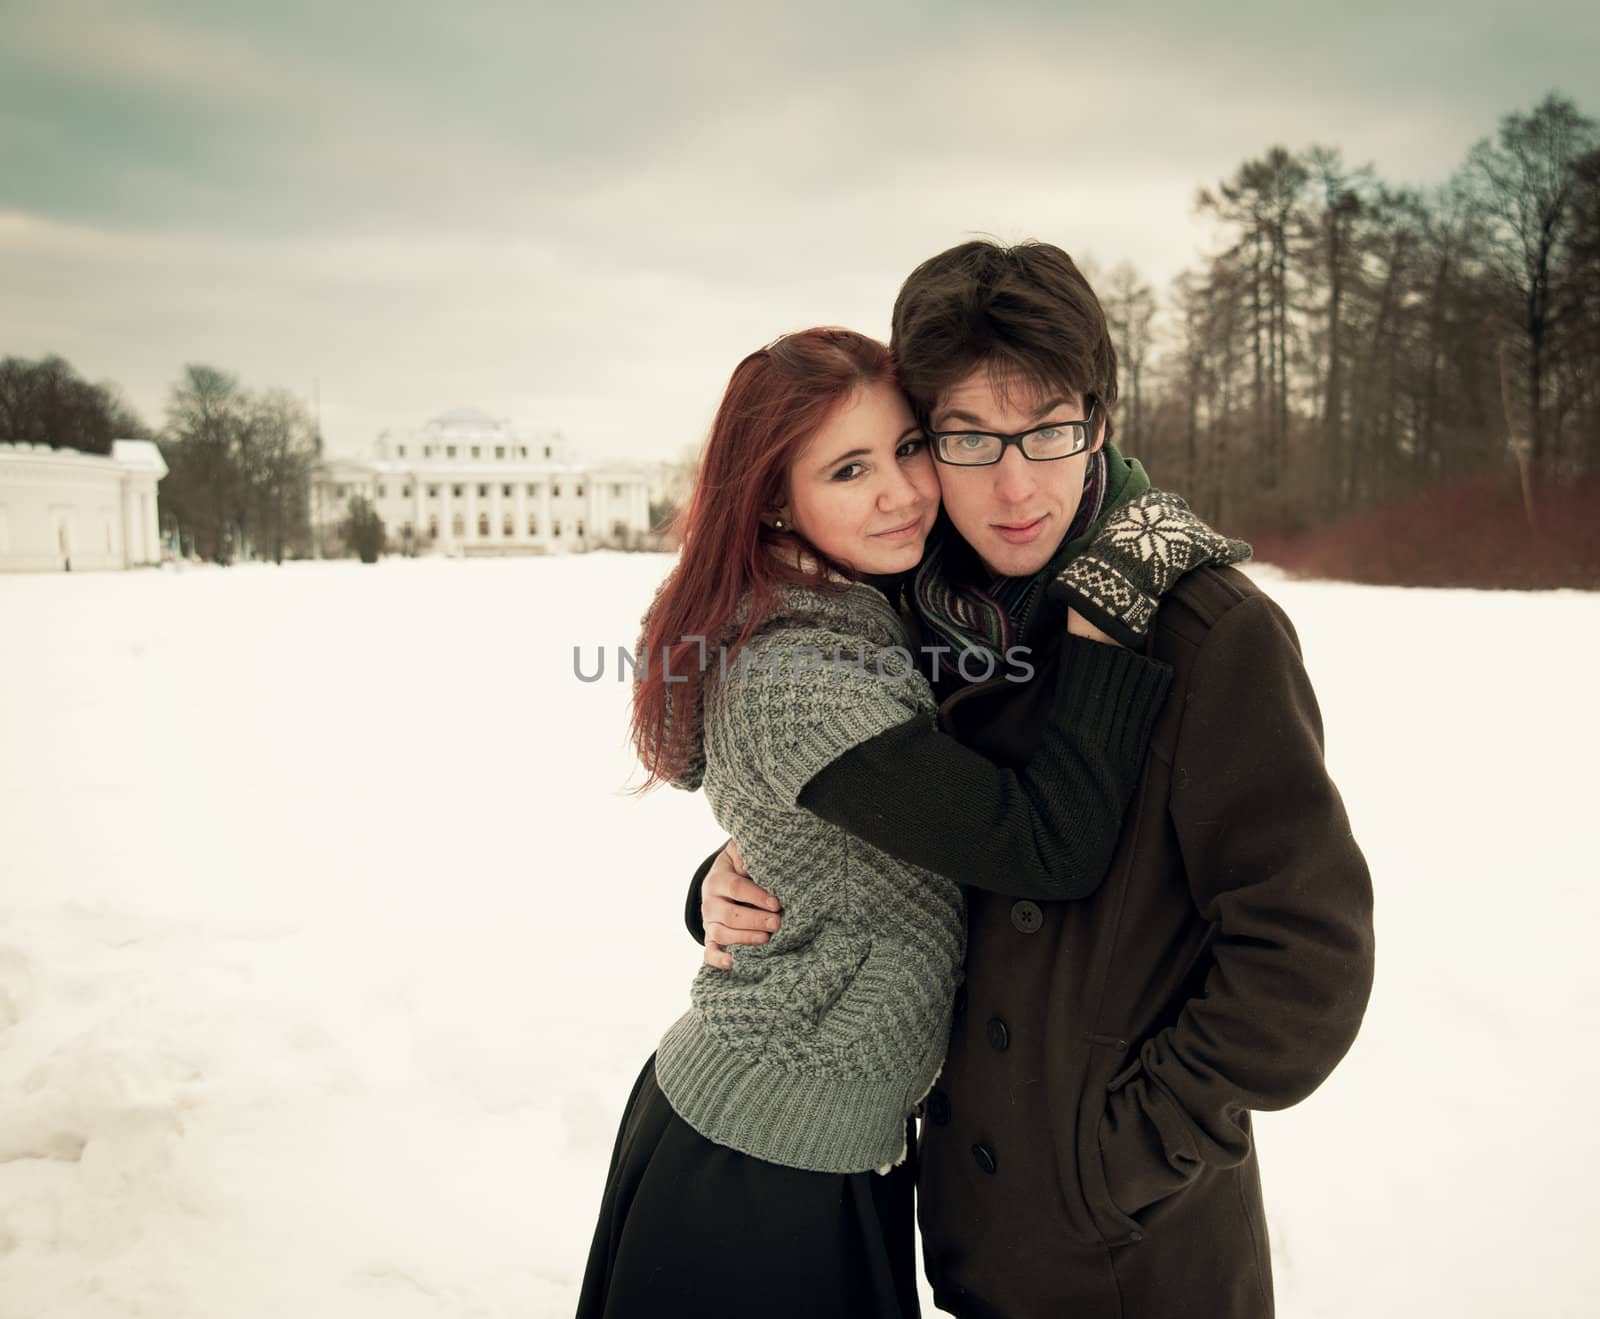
[1049,489,1252,646]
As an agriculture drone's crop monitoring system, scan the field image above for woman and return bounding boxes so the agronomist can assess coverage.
[578,329,1190,1318]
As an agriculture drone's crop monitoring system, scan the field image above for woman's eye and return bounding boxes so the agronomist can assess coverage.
[832,462,865,482]
[896,437,927,459]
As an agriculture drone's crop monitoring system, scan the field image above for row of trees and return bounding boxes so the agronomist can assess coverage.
[0,355,149,453]
[1108,91,1599,534]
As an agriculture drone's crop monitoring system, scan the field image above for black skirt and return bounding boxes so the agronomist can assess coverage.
[576,1053,920,1319]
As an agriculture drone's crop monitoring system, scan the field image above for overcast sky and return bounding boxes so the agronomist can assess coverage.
[4,0,1596,464]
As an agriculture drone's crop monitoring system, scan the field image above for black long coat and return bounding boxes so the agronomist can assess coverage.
[916,566,1374,1319]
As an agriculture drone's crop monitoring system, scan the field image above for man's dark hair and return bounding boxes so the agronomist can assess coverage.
[890,239,1119,440]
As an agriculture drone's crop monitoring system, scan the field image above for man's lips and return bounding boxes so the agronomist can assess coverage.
[992,514,1048,544]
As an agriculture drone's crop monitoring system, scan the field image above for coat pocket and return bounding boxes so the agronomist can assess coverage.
[1096,1057,1205,1220]
[1073,1055,1144,1244]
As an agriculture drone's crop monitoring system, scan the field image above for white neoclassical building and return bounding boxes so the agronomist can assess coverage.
[0,439,167,572]
[312,408,653,556]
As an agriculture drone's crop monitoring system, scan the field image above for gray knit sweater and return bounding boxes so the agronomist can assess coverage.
[652,580,965,1174]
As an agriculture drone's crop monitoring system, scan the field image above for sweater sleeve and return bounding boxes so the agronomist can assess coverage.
[726,624,946,805]
[798,635,1172,899]
[1097,592,1376,1214]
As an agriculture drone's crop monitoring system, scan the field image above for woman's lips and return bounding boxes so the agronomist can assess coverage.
[871,520,923,541]
[993,515,1048,545]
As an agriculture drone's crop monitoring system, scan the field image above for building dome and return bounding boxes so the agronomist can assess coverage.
[428,407,506,434]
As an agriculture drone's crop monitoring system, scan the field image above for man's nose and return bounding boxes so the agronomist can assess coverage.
[992,447,1037,503]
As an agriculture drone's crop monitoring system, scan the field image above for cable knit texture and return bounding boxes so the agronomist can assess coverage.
[652,580,966,1174]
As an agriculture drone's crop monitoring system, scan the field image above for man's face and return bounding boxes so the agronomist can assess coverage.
[930,364,1106,578]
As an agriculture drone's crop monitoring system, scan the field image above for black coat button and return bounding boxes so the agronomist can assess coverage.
[971,1144,997,1175]
[926,1089,951,1127]
[986,1017,1009,1052]
[952,985,968,1018]
[1010,900,1043,934]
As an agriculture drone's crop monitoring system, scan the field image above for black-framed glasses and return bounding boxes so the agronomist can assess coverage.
[930,401,1098,467]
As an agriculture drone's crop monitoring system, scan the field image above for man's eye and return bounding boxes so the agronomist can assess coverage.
[1034,427,1062,441]
[955,434,986,449]
[832,463,865,482]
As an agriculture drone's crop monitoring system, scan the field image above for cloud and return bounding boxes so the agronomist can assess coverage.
[2,0,1597,462]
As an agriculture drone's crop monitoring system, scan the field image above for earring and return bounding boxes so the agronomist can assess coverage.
[774,518,784,529]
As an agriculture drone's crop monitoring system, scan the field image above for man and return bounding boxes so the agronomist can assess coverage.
[690,240,1375,1318]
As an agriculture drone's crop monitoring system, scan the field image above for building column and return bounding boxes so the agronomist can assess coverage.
[119,476,134,568]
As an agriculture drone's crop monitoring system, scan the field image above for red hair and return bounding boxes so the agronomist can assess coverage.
[630,327,896,788]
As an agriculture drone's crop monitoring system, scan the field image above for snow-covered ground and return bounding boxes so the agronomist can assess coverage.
[1,553,1596,1319]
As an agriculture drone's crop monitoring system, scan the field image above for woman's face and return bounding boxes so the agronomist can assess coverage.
[783,381,939,576]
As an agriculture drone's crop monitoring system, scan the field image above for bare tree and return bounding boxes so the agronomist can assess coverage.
[1197,147,1309,491]
[1104,261,1157,448]
[160,366,247,562]
[1301,148,1372,474]
[1563,147,1600,472]
[1466,92,1599,471]
[249,389,319,563]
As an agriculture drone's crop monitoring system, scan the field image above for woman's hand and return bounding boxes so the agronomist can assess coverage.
[701,839,783,971]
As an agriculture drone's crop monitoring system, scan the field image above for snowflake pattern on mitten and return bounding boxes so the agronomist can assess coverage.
[1051,490,1252,646]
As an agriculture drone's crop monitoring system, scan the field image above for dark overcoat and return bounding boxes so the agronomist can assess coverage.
[916,565,1375,1319]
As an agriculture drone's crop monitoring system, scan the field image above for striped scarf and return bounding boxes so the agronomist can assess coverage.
[913,450,1109,681]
